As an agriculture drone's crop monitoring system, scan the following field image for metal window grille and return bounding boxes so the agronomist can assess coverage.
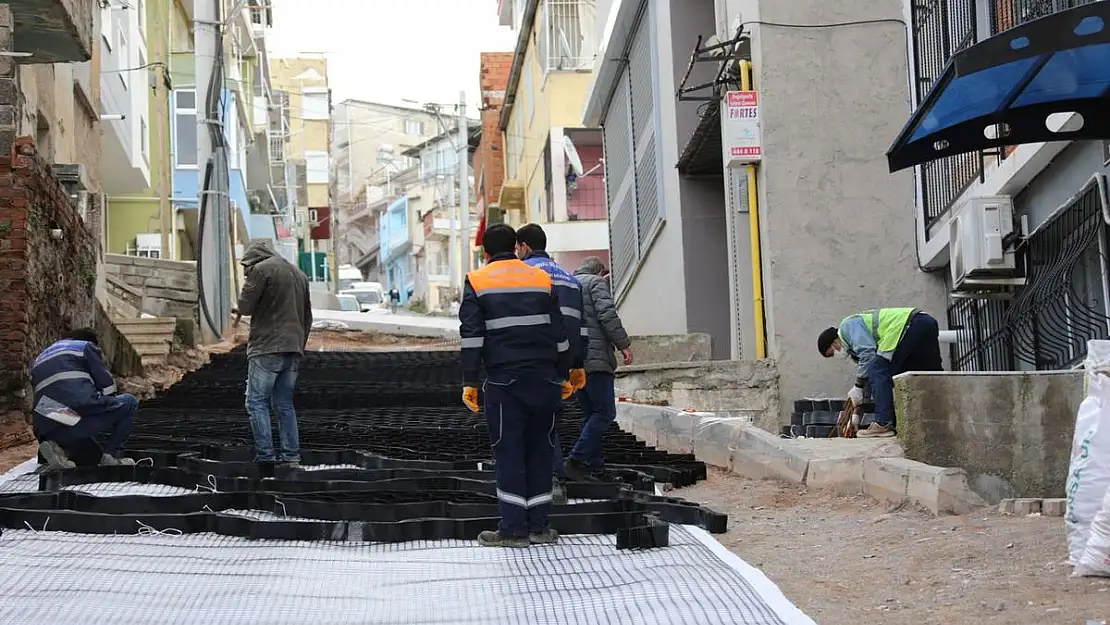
[991,0,1100,32]
[947,180,1110,371]
[540,0,597,72]
[910,0,981,232]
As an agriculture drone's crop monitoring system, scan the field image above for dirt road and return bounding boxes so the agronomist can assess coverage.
[679,470,1110,625]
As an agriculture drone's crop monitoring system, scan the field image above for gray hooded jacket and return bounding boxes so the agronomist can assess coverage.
[237,240,313,359]
[575,258,631,374]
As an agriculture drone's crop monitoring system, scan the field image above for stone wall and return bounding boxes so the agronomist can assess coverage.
[615,359,780,432]
[895,371,1081,503]
[0,138,140,426]
[104,253,198,323]
[628,333,712,364]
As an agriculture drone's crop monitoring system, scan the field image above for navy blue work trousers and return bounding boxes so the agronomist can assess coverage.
[484,370,562,538]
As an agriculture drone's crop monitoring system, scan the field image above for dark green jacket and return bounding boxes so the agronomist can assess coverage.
[237,240,312,358]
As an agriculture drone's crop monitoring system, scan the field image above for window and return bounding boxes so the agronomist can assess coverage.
[378,143,395,165]
[539,0,597,73]
[302,89,329,120]
[174,90,197,167]
[404,119,425,135]
[140,117,148,159]
[305,151,329,184]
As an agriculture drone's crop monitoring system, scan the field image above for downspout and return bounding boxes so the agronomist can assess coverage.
[740,59,767,359]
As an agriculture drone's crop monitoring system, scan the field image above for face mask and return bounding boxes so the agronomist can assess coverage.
[840,349,852,361]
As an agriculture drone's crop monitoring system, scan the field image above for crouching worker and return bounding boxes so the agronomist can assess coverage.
[818,308,942,438]
[31,329,138,469]
[459,223,574,548]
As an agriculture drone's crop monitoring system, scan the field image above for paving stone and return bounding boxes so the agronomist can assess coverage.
[1041,498,1066,517]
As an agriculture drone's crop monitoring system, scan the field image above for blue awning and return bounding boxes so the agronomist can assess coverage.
[887,2,1110,173]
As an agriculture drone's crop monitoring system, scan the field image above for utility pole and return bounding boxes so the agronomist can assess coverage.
[195,0,224,343]
[328,88,339,293]
[153,6,172,260]
[457,91,471,283]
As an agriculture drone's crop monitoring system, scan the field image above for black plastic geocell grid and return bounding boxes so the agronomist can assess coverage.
[0,348,724,548]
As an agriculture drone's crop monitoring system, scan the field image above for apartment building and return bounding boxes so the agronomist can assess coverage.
[270,55,331,281]
[496,0,616,269]
[581,0,949,422]
[332,100,437,267]
[887,0,1109,373]
[403,123,481,311]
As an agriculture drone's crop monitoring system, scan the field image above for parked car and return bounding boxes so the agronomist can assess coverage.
[340,288,386,313]
[335,294,362,313]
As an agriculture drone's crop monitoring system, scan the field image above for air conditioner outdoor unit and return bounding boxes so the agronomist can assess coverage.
[949,195,1024,297]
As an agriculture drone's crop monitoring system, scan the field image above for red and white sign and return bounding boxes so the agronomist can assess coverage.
[725,91,762,164]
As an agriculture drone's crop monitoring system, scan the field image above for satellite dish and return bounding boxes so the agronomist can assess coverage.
[564,136,584,178]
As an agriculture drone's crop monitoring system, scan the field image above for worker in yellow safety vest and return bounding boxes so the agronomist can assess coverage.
[817,308,942,438]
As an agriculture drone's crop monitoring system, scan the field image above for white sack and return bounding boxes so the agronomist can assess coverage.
[1066,340,1110,565]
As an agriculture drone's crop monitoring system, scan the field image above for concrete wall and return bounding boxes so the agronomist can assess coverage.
[629,333,713,364]
[104,253,198,323]
[736,0,946,422]
[895,371,1080,502]
[616,359,780,431]
[1015,140,1109,231]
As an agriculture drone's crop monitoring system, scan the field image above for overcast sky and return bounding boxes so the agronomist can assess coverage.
[266,0,517,115]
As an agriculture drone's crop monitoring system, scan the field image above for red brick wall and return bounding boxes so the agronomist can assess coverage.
[475,52,514,208]
[310,205,331,240]
[0,137,102,421]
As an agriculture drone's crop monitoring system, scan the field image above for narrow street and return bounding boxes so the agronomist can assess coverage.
[681,471,1110,625]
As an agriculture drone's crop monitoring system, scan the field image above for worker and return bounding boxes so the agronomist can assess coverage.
[31,328,139,469]
[564,256,633,481]
[236,239,313,467]
[459,223,574,548]
[817,308,942,438]
[514,223,586,495]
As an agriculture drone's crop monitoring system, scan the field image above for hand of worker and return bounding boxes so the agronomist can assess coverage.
[560,380,575,401]
[462,387,480,413]
[569,368,587,391]
[620,348,634,366]
[847,385,864,406]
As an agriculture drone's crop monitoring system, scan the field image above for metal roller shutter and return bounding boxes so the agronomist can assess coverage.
[604,68,637,289]
[628,18,659,249]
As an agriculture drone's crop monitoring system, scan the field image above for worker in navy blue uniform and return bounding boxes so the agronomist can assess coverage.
[30,328,139,470]
[459,223,574,548]
[514,223,585,497]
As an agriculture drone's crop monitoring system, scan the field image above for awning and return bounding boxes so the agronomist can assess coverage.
[887,2,1110,173]
[675,99,723,177]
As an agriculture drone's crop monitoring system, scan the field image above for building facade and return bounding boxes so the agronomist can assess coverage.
[474,52,513,243]
[332,100,437,268]
[896,0,1108,373]
[269,55,331,281]
[496,0,614,269]
[582,0,948,422]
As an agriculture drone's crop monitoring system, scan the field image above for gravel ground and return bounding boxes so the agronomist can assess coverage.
[679,470,1110,625]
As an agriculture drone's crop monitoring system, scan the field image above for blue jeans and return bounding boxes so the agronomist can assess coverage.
[246,353,301,462]
[41,393,138,458]
[484,371,561,537]
[868,312,942,428]
[569,372,616,473]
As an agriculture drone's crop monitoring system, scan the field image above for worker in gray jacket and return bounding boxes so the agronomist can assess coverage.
[234,239,313,467]
[563,257,633,481]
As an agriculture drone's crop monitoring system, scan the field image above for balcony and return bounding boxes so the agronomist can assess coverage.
[9,0,95,64]
[541,127,608,253]
[99,5,150,194]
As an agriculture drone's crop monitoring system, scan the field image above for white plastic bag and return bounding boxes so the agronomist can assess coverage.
[1074,485,1110,577]
[1066,341,1110,565]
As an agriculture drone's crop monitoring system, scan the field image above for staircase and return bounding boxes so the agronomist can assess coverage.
[113,318,177,366]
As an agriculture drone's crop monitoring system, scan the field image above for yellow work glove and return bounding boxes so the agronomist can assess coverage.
[462,387,480,413]
[569,368,587,392]
[561,380,575,401]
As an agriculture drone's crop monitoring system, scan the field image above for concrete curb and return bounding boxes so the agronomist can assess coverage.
[618,403,986,515]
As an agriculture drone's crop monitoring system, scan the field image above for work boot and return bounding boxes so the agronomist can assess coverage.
[99,454,137,467]
[857,423,896,438]
[38,441,76,471]
[552,478,567,505]
[529,528,559,545]
[563,458,593,481]
[477,530,530,548]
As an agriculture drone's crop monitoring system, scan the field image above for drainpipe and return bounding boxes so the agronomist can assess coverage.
[740,60,767,359]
